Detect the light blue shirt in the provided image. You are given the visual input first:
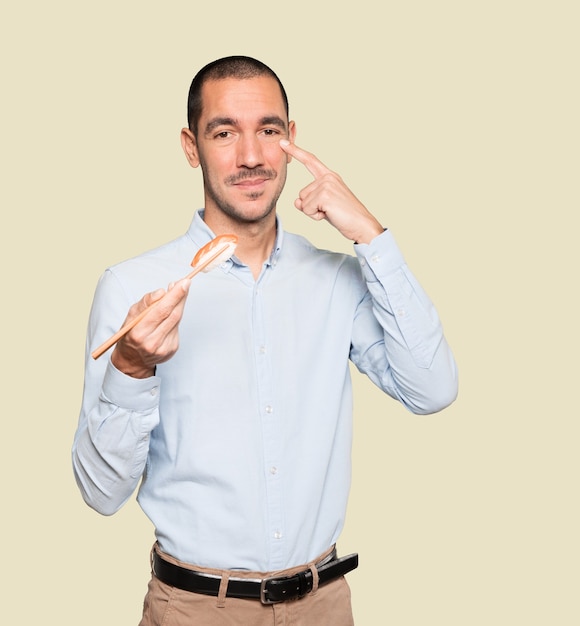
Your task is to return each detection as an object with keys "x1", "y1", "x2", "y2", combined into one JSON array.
[{"x1": 73, "y1": 210, "x2": 457, "y2": 571}]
